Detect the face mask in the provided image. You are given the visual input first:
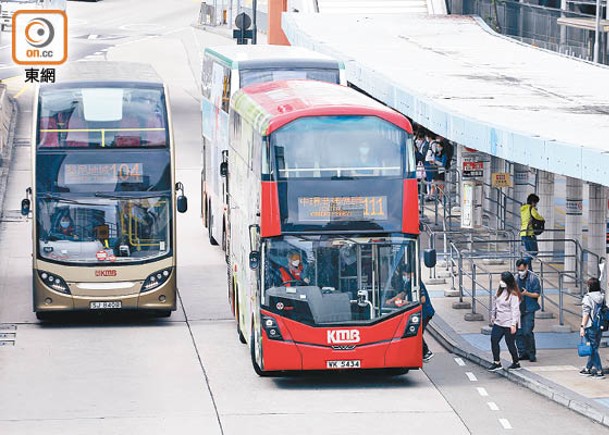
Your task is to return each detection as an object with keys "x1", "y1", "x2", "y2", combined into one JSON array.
[
  {"x1": 499, "y1": 281, "x2": 507, "y2": 289},
  {"x1": 291, "y1": 260, "x2": 300, "y2": 268},
  {"x1": 402, "y1": 276, "x2": 410, "y2": 283},
  {"x1": 60, "y1": 219, "x2": 70, "y2": 229},
  {"x1": 518, "y1": 270, "x2": 527, "y2": 279}
]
